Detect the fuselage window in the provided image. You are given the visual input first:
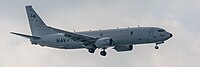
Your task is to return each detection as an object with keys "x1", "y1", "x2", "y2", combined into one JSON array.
[{"x1": 131, "y1": 31, "x2": 133, "y2": 35}]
